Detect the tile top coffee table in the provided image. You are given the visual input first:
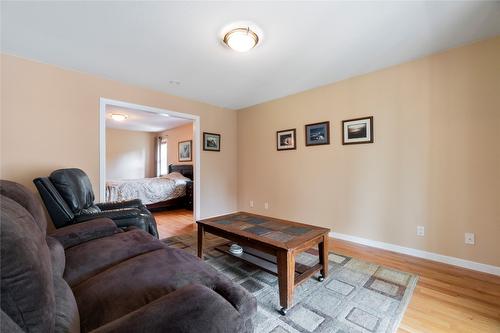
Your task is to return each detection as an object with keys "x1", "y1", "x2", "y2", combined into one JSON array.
[{"x1": 197, "y1": 212, "x2": 330, "y2": 315}]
